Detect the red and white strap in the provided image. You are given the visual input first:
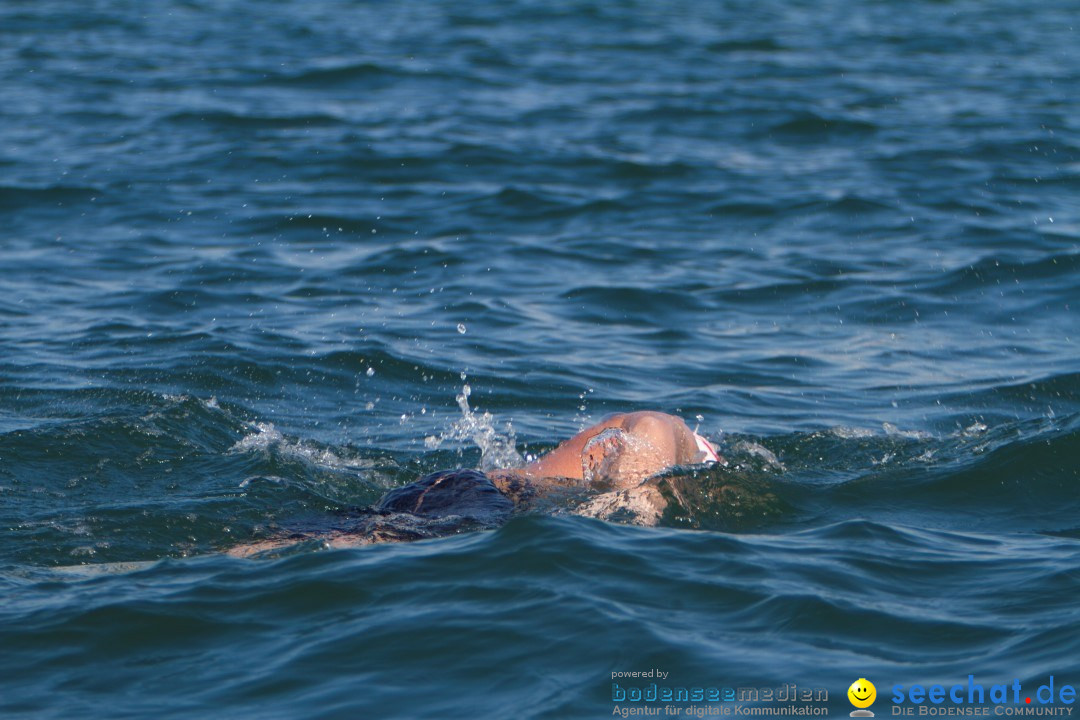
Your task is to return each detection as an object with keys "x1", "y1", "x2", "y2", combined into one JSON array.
[{"x1": 693, "y1": 433, "x2": 720, "y2": 465}]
